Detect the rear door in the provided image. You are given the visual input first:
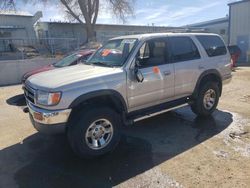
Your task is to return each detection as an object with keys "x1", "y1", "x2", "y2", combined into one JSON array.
[
  {"x1": 168, "y1": 36, "x2": 201, "y2": 98},
  {"x1": 127, "y1": 37, "x2": 174, "y2": 111}
]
